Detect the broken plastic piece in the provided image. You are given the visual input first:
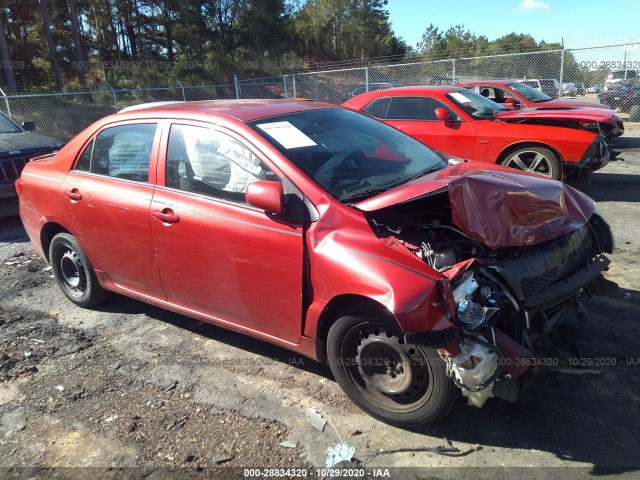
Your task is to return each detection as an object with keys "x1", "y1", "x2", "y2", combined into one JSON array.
[
  {"x1": 446, "y1": 337, "x2": 499, "y2": 407},
  {"x1": 279, "y1": 440, "x2": 297, "y2": 449},
  {"x1": 326, "y1": 443, "x2": 356, "y2": 467},
  {"x1": 306, "y1": 408, "x2": 326, "y2": 431}
]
